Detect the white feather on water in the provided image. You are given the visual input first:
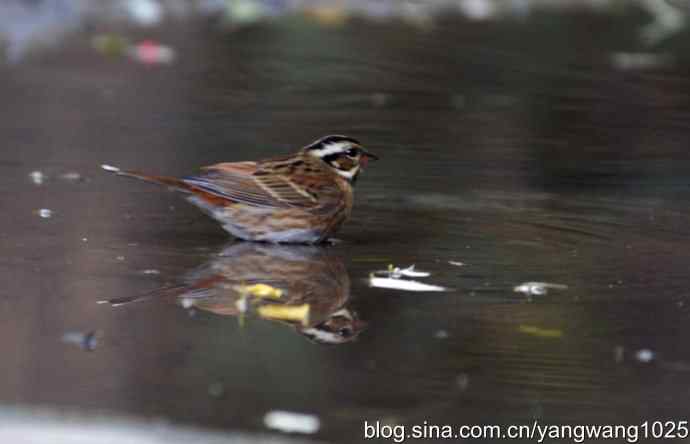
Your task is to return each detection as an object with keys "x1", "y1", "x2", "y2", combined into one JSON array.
[
  {"x1": 101, "y1": 164, "x2": 121, "y2": 172},
  {"x1": 369, "y1": 276, "x2": 447, "y2": 292}
]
